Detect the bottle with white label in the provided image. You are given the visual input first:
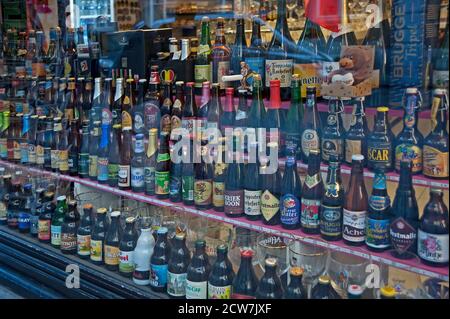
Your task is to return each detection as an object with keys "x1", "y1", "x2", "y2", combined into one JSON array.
[
  {"x1": 343, "y1": 154, "x2": 368, "y2": 246},
  {"x1": 167, "y1": 233, "x2": 190, "y2": 298},
  {"x1": 186, "y1": 240, "x2": 210, "y2": 299},
  {"x1": 133, "y1": 227, "x2": 155, "y2": 285},
  {"x1": 208, "y1": 244, "x2": 234, "y2": 299},
  {"x1": 131, "y1": 134, "x2": 145, "y2": 193}
]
